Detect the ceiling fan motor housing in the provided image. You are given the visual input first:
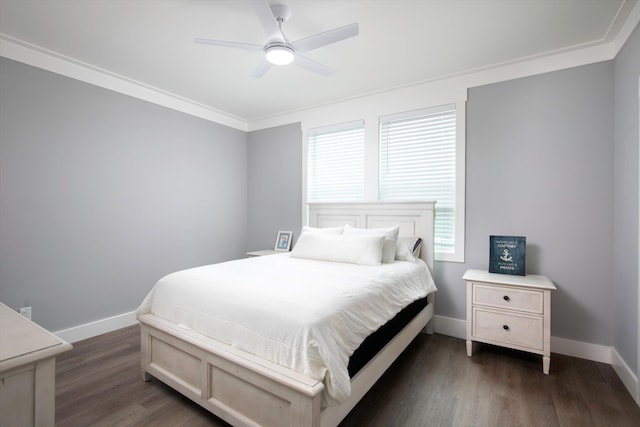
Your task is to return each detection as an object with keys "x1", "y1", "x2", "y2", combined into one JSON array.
[{"x1": 270, "y1": 4, "x2": 292, "y2": 22}]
